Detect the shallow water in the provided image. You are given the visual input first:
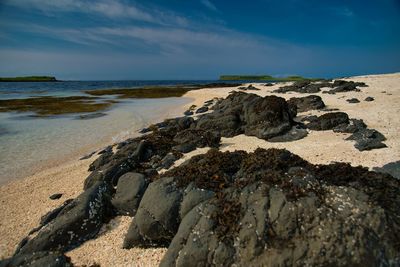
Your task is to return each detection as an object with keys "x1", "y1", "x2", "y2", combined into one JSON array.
[{"x1": 0, "y1": 80, "x2": 202, "y2": 185}]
